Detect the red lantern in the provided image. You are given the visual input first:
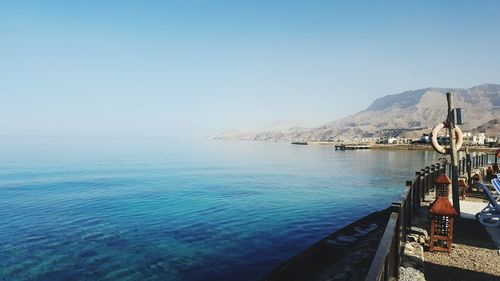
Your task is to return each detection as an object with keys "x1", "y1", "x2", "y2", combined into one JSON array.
[
  {"x1": 429, "y1": 197, "x2": 458, "y2": 253},
  {"x1": 435, "y1": 174, "x2": 451, "y2": 198},
  {"x1": 458, "y1": 178, "x2": 467, "y2": 200}
]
